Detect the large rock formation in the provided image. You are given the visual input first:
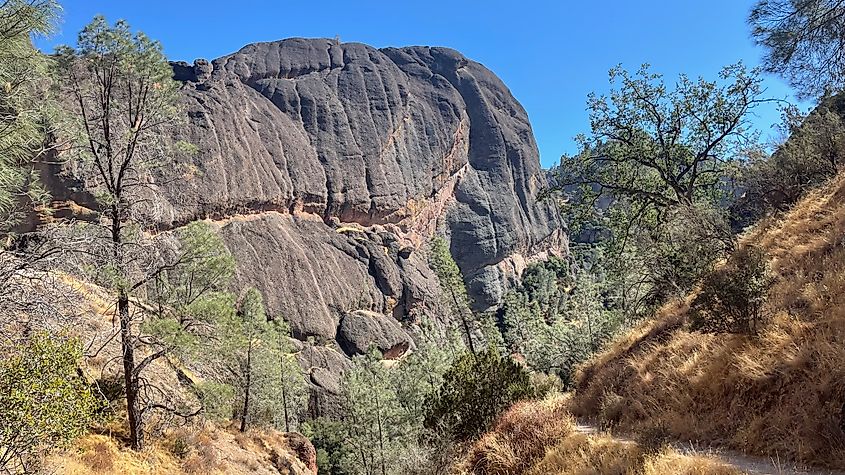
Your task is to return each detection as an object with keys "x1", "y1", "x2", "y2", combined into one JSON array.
[
  {"x1": 157, "y1": 39, "x2": 563, "y2": 339},
  {"x1": 36, "y1": 37, "x2": 564, "y2": 413}
]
